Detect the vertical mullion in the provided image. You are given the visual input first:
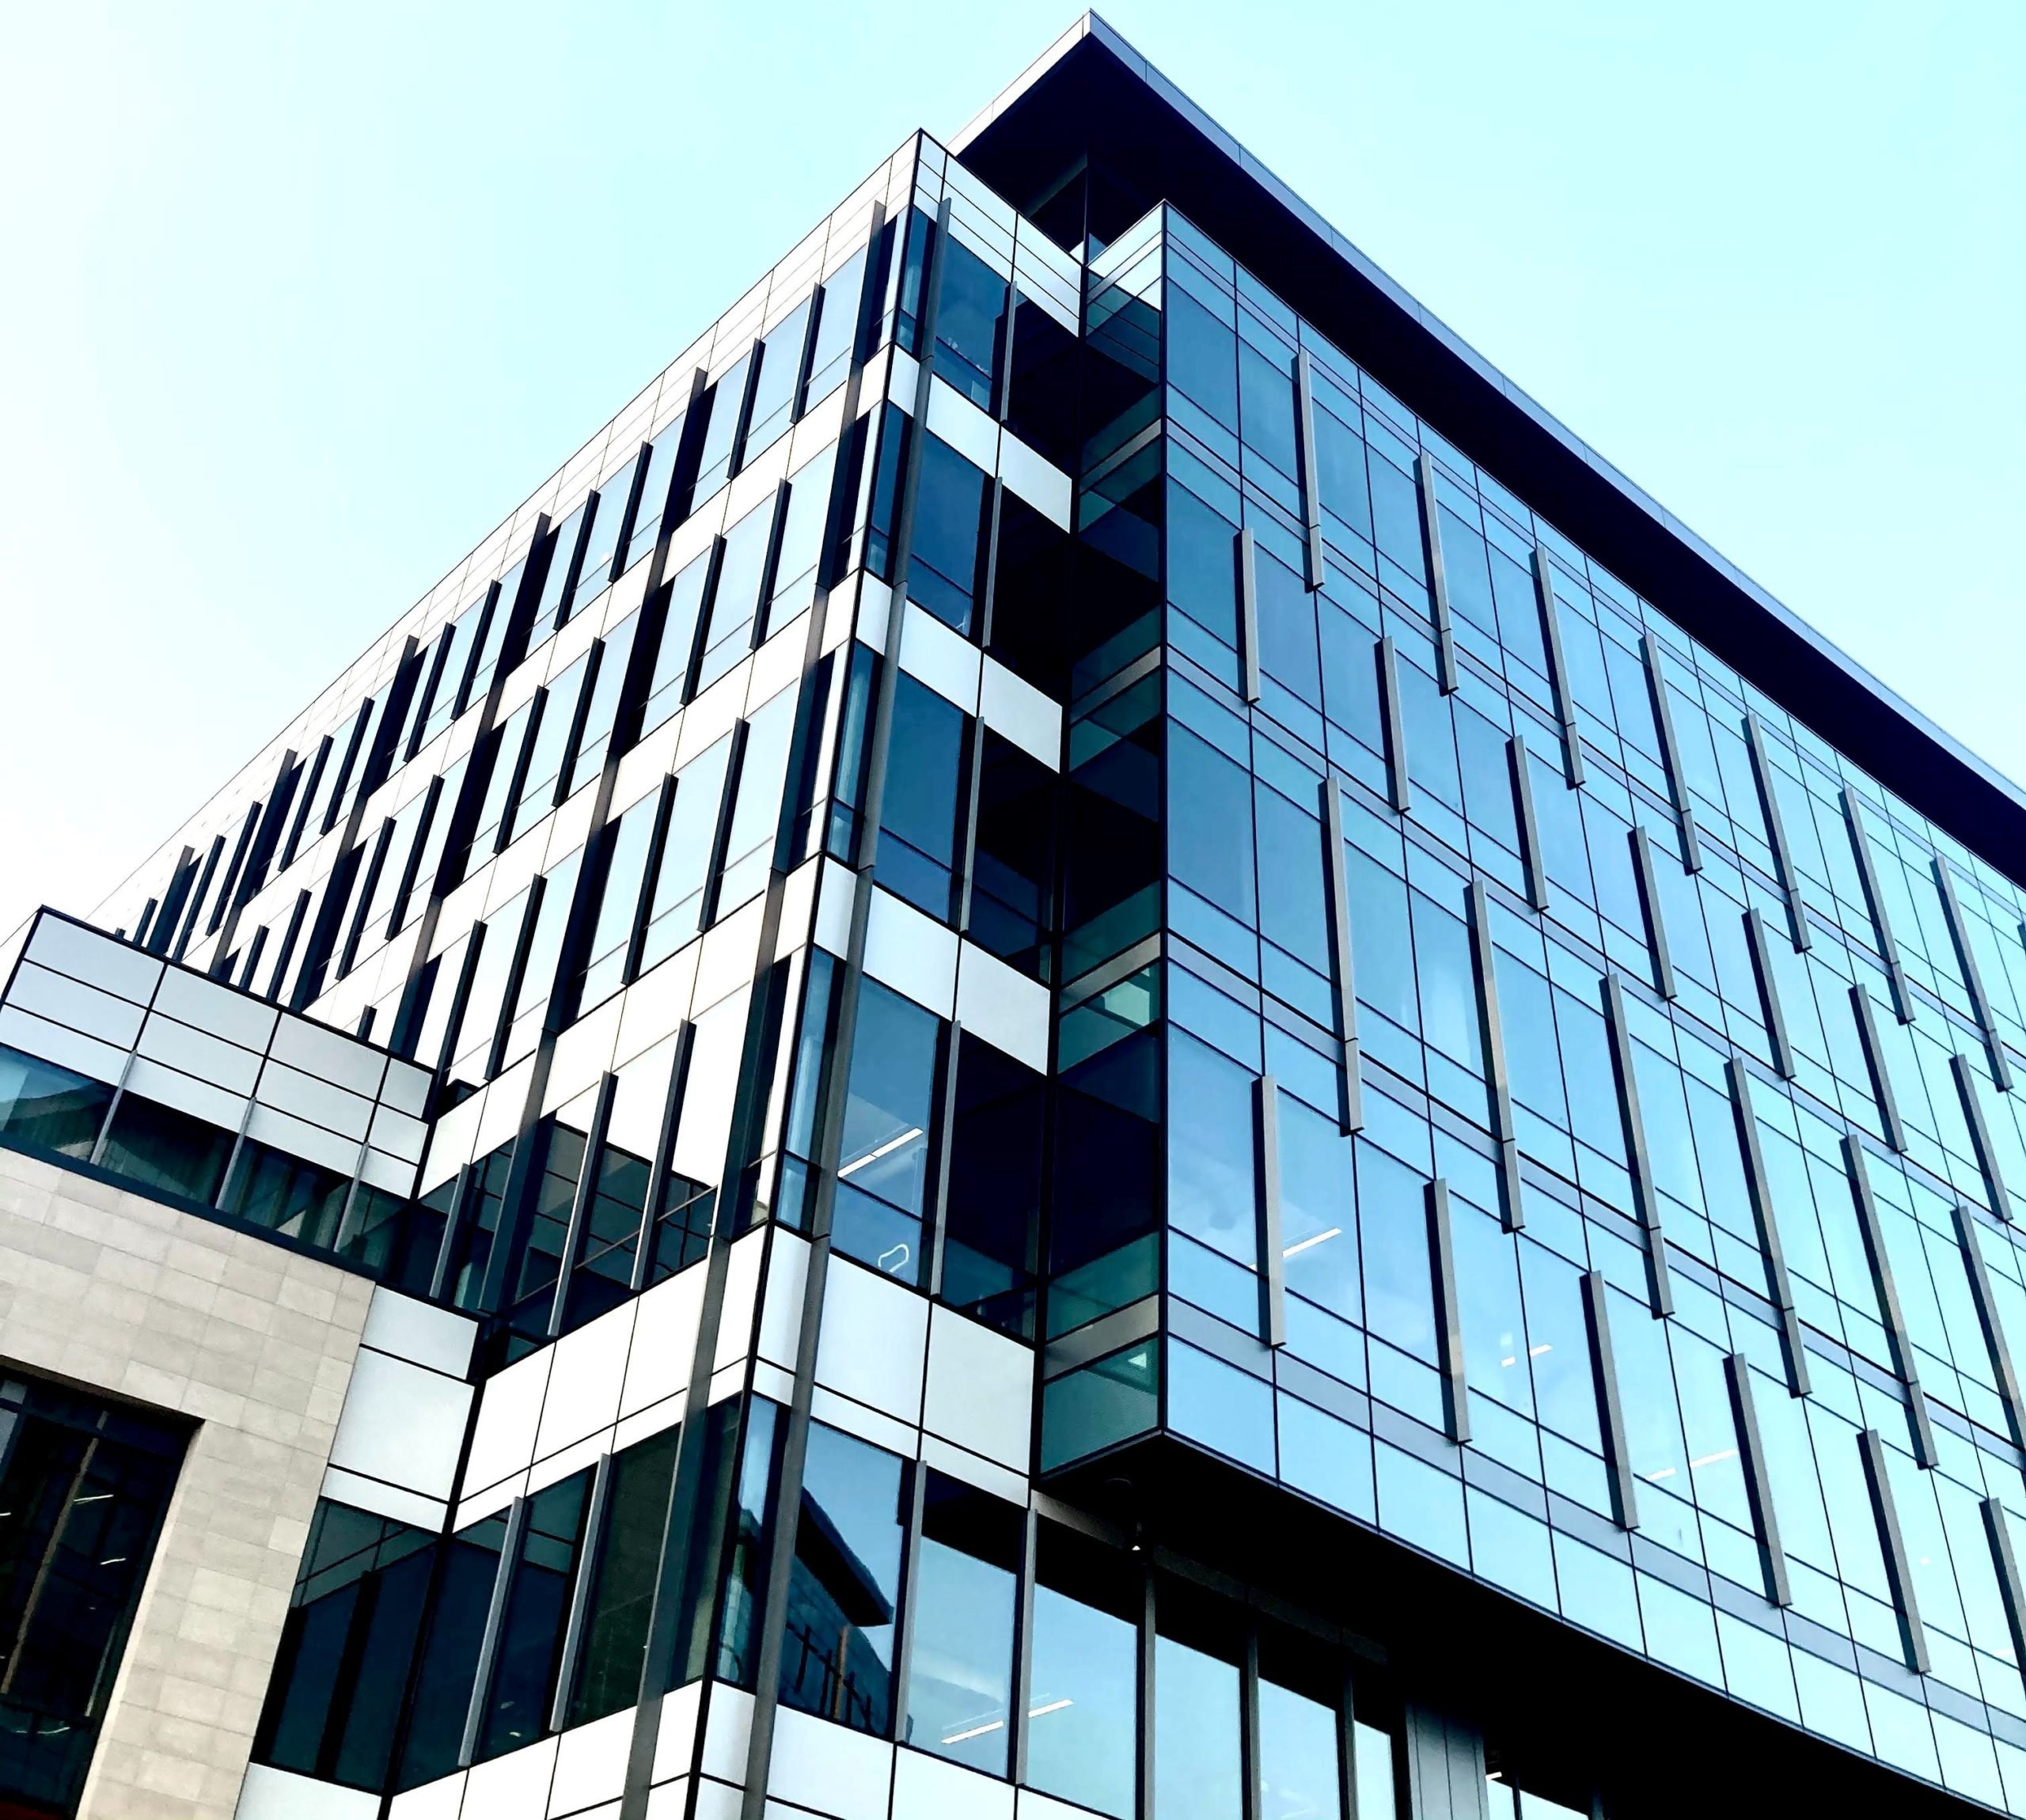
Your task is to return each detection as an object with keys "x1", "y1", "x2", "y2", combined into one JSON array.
[
  {"x1": 1727, "y1": 1058, "x2": 1812, "y2": 1396},
  {"x1": 1138, "y1": 1567, "x2": 1158, "y2": 1820},
  {"x1": 1849, "y1": 983, "x2": 1908, "y2": 1154},
  {"x1": 926, "y1": 1020, "x2": 965, "y2": 1299},
  {"x1": 1582, "y1": 1269, "x2": 1639, "y2": 1530},
  {"x1": 1465, "y1": 879, "x2": 1523, "y2": 1230},
  {"x1": 632, "y1": 1022, "x2": 696, "y2": 1292},
  {"x1": 548, "y1": 1071, "x2": 620, "y2": 1337},
  {"x1": 1295, "y1": 352, "x2": 1327, "y2": 594},
  {"x1": 458, "y1": 1496, "x2": 529, "y2": 1769},
  {"x1": 1858, "y1": 1426, "x2": 1930, "y2": 1673},
  {"x1": 1009, "y1": 1506, "x2": 1039, "y2": 1788},
  {"x1": 1531, "y1": 545, "x2": 1584, "y2": 789},
  {"x1": 548, "y1": 1451, "x2": 615, "y2": 1731},
  {"x1": 1240, "y1": 1626, "x2": 1264, "y2": 1820},
  {"x1": 1627, "y1": 826, "x2": 1675, "y2": 1002},
  {"x1": 1723, "y1": 1353, "x2": 1791, "y2": 1606},
  {"x1": 1320, "y1": 778, "x2": 1364, "y2": 1135},
  {"x1": 1237, "y1": 527, "x2": 1262, "y2": 704},
  {"x1": 1641, "y1": 633, "x2": 1702, "y2": 873},
  {"x1": 1953, "y1": 1205, "x2": 2026, "y2": 1451},
  {"x1": 1933, "y1": 859, "x2": 2013, "y2": 1090},
  {"x1": 1508, "y1": 735, "x2": 1550, "y2": 914},
  {"x1": 1426, "y1": 1178, "x2": 1469, "y2": 1443},
  {"x1": 1842, "y1": 787, "x2": 1914, "y2": 1023},
  {"x1": 889, "y1": 1461, "x2": 929, "y2": 1742},
  {"x1": 1743, "y1": 908, "x2": 1796, "y2": 1080},
  {"x1": 738, "y1": 188, "x2": 947, "y2": 1820},
  {"x1": 1952, "y1": 1050, "x2": 2014, "y2": 1224},
  {"x1": 1843, "y1": 1135, "x2": 1939, "y2": 1466},
  {"x1": 1413, "y1": 453, "x2": 1457, "y2": 694},
  {"x1": 1376, "y1": 636, "x2": 1409, "y2": 815},
  {"x1": 1601, "y1": 973, "x2": 1673, "y2": 1316},
  {"x1": 1255, "y1": 1075, "x2": 1286, "y2": 1348}
]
